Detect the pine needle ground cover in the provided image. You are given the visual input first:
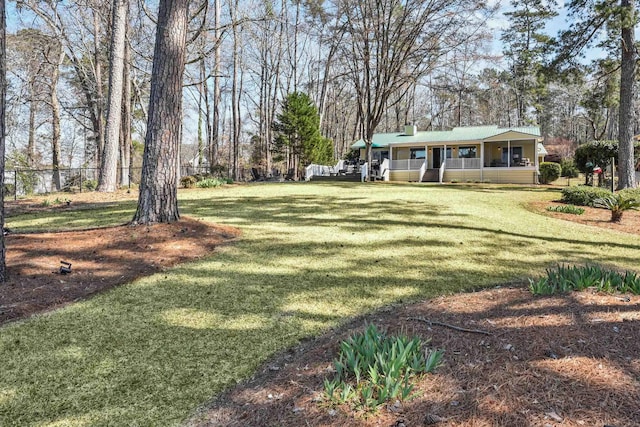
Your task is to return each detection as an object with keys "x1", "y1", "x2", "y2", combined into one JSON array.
[{"x1": 1, "y1": 183, "x2": 639, "y2": 426}]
